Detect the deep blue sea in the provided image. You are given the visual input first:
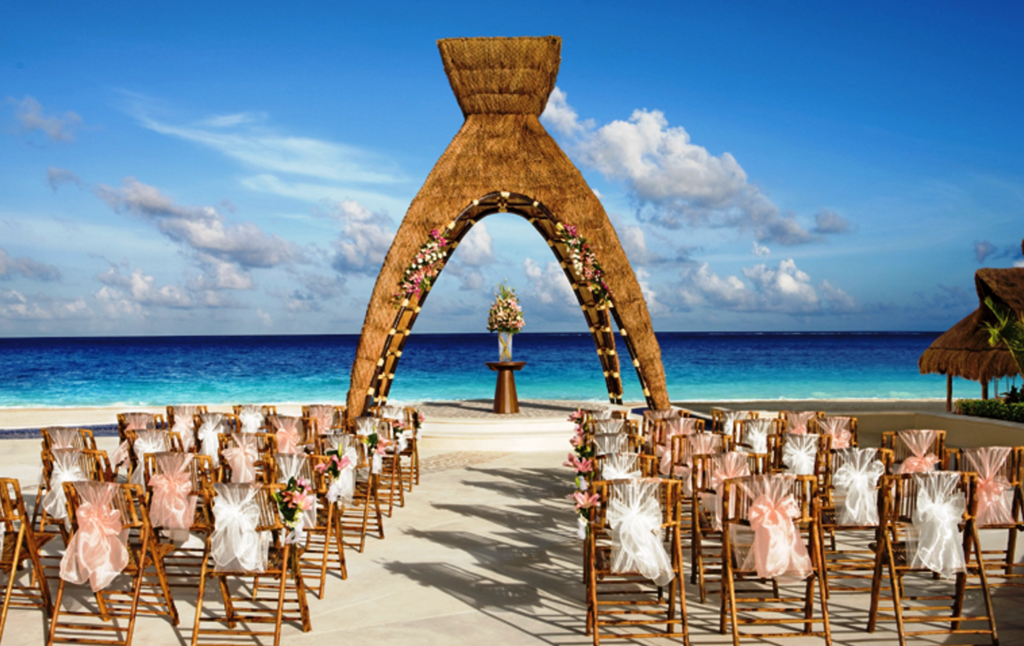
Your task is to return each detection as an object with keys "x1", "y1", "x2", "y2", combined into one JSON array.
[{"x1": 0, "y1": 332, "x2": 966, "y2": 408}]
